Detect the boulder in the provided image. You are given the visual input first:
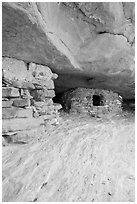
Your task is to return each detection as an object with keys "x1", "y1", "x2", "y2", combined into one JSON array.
[
  {"x1": 12, "y1": 98, "x2": 30, "y2": 107},
  {"x1": 20, "y1": 89, "x2": 33, "y2": 99},
  {"x1": 30, "y1": 89, "x2": 55, "y2": 101},
  {"x1": 34, "y1": 64, "x2": 53, "y2": 79},
  {"x1": 12, "y1": 80, "x2": 35, "y2": 90},
  {"x1": 2, "y1": 57, "x2": 28, "y2": 81},
  {"x1": 52, "y1": 73, "x2": 58, "y2": 80},
  {"x1": 32, "y1": 79, "x2": 54, "y2": 90},
  {"x1": 2, "y1": 76, "x2": 34, "y2": 89},
  {"x1": 33, "y1": 100, "x2": 53, "y2": 107},
  {"x1": 53, "y1": 103, "x2": 62, "y2": 110},
  {"x1": 2, "y1": 87, "x2": 20, "y2": 98}
]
